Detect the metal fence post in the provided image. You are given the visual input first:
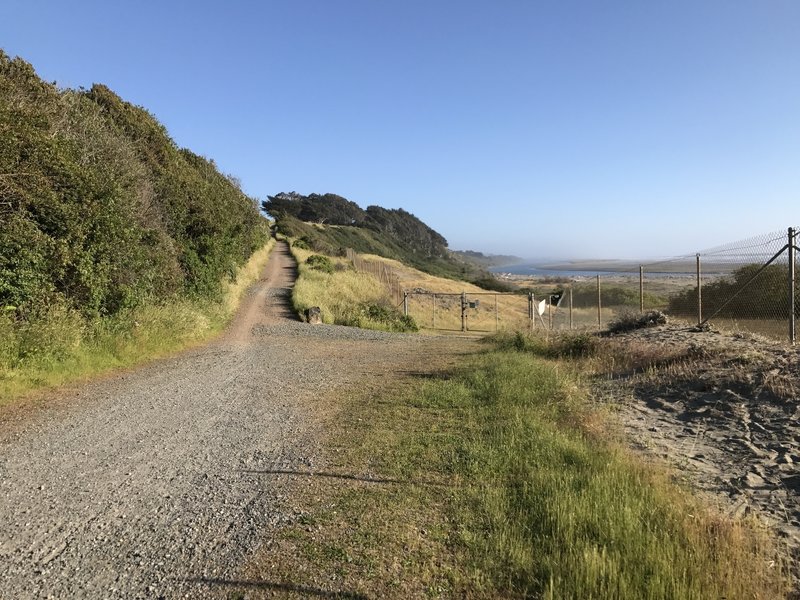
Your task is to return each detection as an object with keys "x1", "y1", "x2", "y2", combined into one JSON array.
[
  {"x1": 639, "y1": 266, "x2": 644, "y2": 313},
  {"x1": 569, "y1": 286, "x2": 573, "y2": 330},
  {"x1": 597, "y1": 275, "x2": 602, "y2": 327},
  {"x1": 790, "y1": 227, "x2": 796, "y2": 344},
  {"x1": 696, "y1": 254, "x2": 702, "y2": 326}
]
